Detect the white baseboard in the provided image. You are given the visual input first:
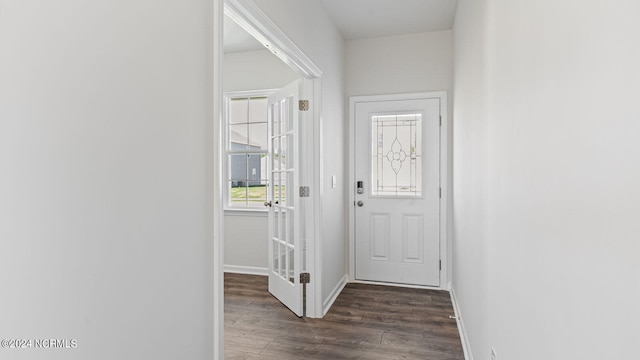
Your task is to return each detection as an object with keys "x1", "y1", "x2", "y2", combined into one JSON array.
[
  {"x1": 322, "y1": 274, "x2": 348, "y2": 316},
  {"x1": 224, "y1": 265, "x2": 268, "y2": 276},
  {"x1": 450, "y1": 286, "x2": 473, "y2": 360}
]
